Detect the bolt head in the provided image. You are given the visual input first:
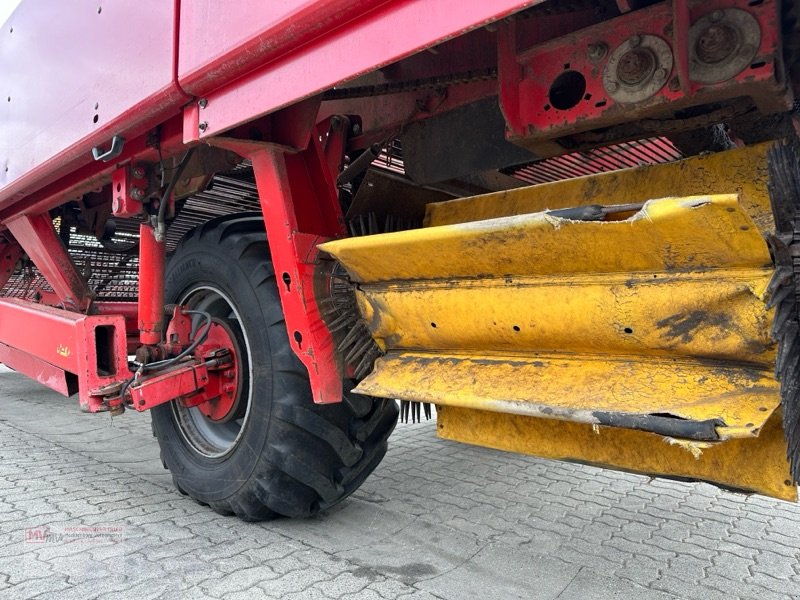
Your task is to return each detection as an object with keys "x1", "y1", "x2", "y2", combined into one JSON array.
[
  {"x1": 198, "y1": 121, "x2": 208, "y2": 132},
  {"x1": 710, "y1": 9, "x2": 724, "y2": 23},
  {"x1": 587, "y1": 42, "x2": 608, "y2": 62},
  {"x1": 132, "y1": 166, "x2": 146, "y2": 179},
  {"x1": 629, "y1": 35, "x2": 641, "y2": 48},
  {"x1": 606, "y1": 81, "x2": 620, "y2": 92},
  {"x1": 198, "y1": 98, "x2": 208, "y2": 109},
  {"x1": 130, "y1": 187, "x2": 145, "y2": 201},
  {"x1": 656, "y1": 67, "x2": 668, "y2": 80}
]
